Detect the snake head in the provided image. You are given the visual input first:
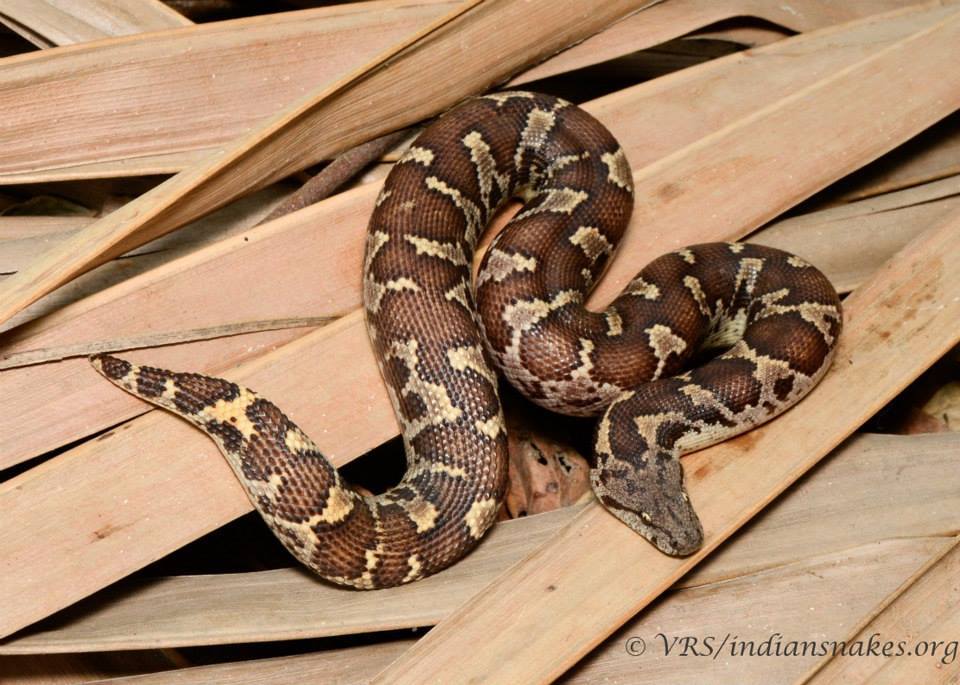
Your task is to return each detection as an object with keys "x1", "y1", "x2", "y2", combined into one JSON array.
[{"x1": 591, "y1": 451, "x2": 704, "y2": 556}]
